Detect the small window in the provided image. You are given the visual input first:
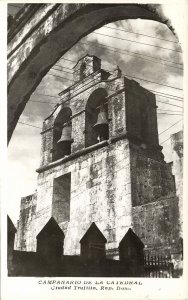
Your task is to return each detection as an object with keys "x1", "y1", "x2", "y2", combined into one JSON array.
[{"x1": 52, "y1": 173, "x2": 71, "y2": 223}]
